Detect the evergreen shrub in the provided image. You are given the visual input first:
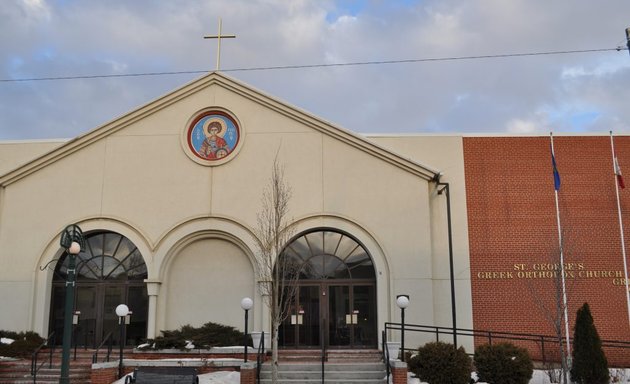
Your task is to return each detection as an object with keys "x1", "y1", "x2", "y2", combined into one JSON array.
[
  {"x1": 0, "y1": 330, "x2": 45, "y2": 358},
  {"x1": 142, "y1": 322, "x2": 248, "y2": 349},
  {"x1": 570, "y1": 303, "x2": 609, "y2": 384},
  {"x1": 474, "y1": 342, "x2": 533, "y2": 384},
  {"x1": 407, "y1": 341, "x2": 472, "y2": 384}
]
